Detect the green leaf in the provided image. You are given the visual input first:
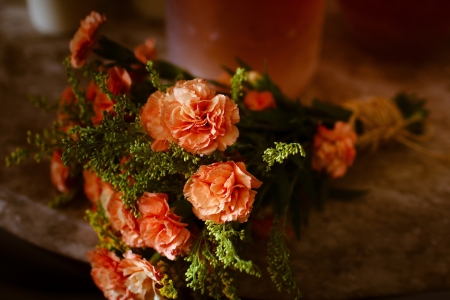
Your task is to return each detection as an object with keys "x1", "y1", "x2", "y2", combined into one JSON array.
[
  {"x1": 288, "y1": 169, "x2": 302, "y2": 240},
  {"x1": 311, "y1": 99, "x2": 353, "y2": 122},
  {"x1": 266, "y1": 217, "x2": 301, "y2": 299},
  {"x1": 230, "y1": 67, "x2": 247, "y2": 102},
  {"x1": 273, "y1": 164, "x2": 290, "y2": 216},
  {"x1": 152, "y1": 60, "x2": 195, "y2": 81},
  {"x1": 262, "y1": 142, "x2": 305, "y2": 171},
  {"x1": 94, "y1": 35, "x2": 141, "y2": 64}
]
